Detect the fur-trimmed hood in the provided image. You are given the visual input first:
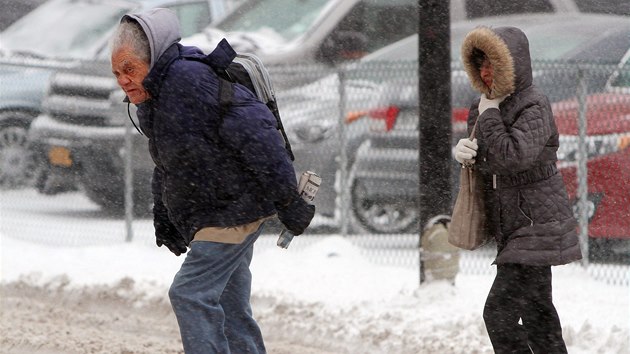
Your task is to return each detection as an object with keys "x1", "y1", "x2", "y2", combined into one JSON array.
[{"x1": 461, "y1": 26, "x2": 533, "y2": 99}]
